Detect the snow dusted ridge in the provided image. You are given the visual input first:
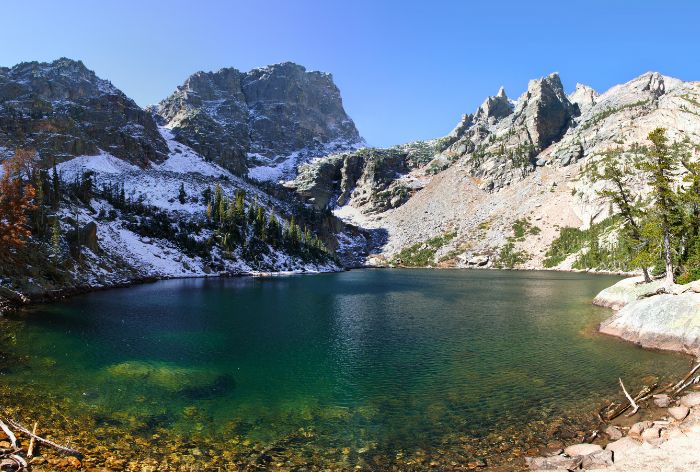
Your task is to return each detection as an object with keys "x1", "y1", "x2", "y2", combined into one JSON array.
[
  {"x1": 248, "y1": 137, "x2": 366, "y2": 183},
  {"x1": 53, "y1": 127, "x2": 341, "y2": 281}
]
